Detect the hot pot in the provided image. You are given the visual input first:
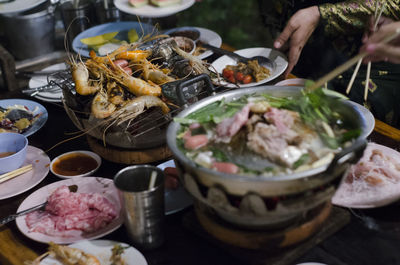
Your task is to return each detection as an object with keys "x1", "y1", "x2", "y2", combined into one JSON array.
[{"x1": 167, "y1": 85, "x2": 368, "y2": 229}]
